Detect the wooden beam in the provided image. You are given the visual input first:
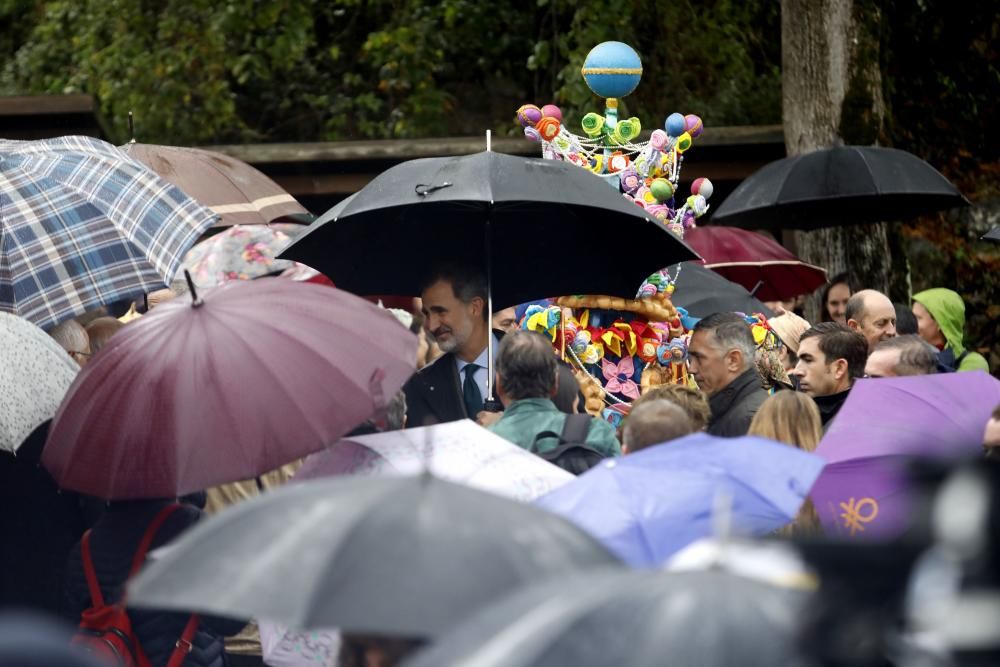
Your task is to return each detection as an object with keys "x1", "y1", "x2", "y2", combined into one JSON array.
[{"x1": 0, "y1": 94, "x2": 96, "y2": 116}]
